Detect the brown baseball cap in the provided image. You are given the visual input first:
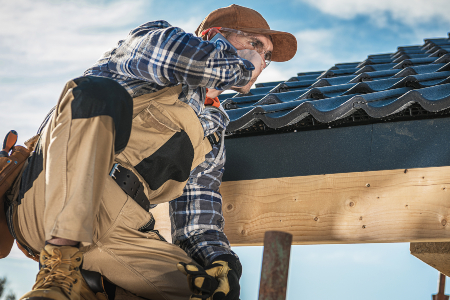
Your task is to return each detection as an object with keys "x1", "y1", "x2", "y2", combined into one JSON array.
[{"x1": 195, "y1": 4, "x2": 297, "y2": 62}]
